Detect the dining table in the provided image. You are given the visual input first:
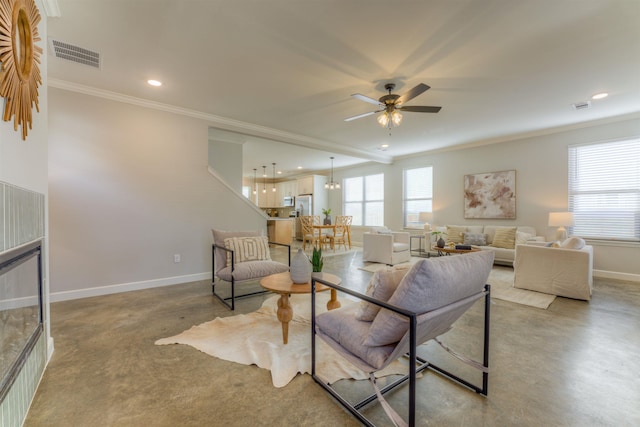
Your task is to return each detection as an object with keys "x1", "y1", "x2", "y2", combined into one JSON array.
[{"x1": 312, "y1": 224, "x2": 336, "y2": 250}]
